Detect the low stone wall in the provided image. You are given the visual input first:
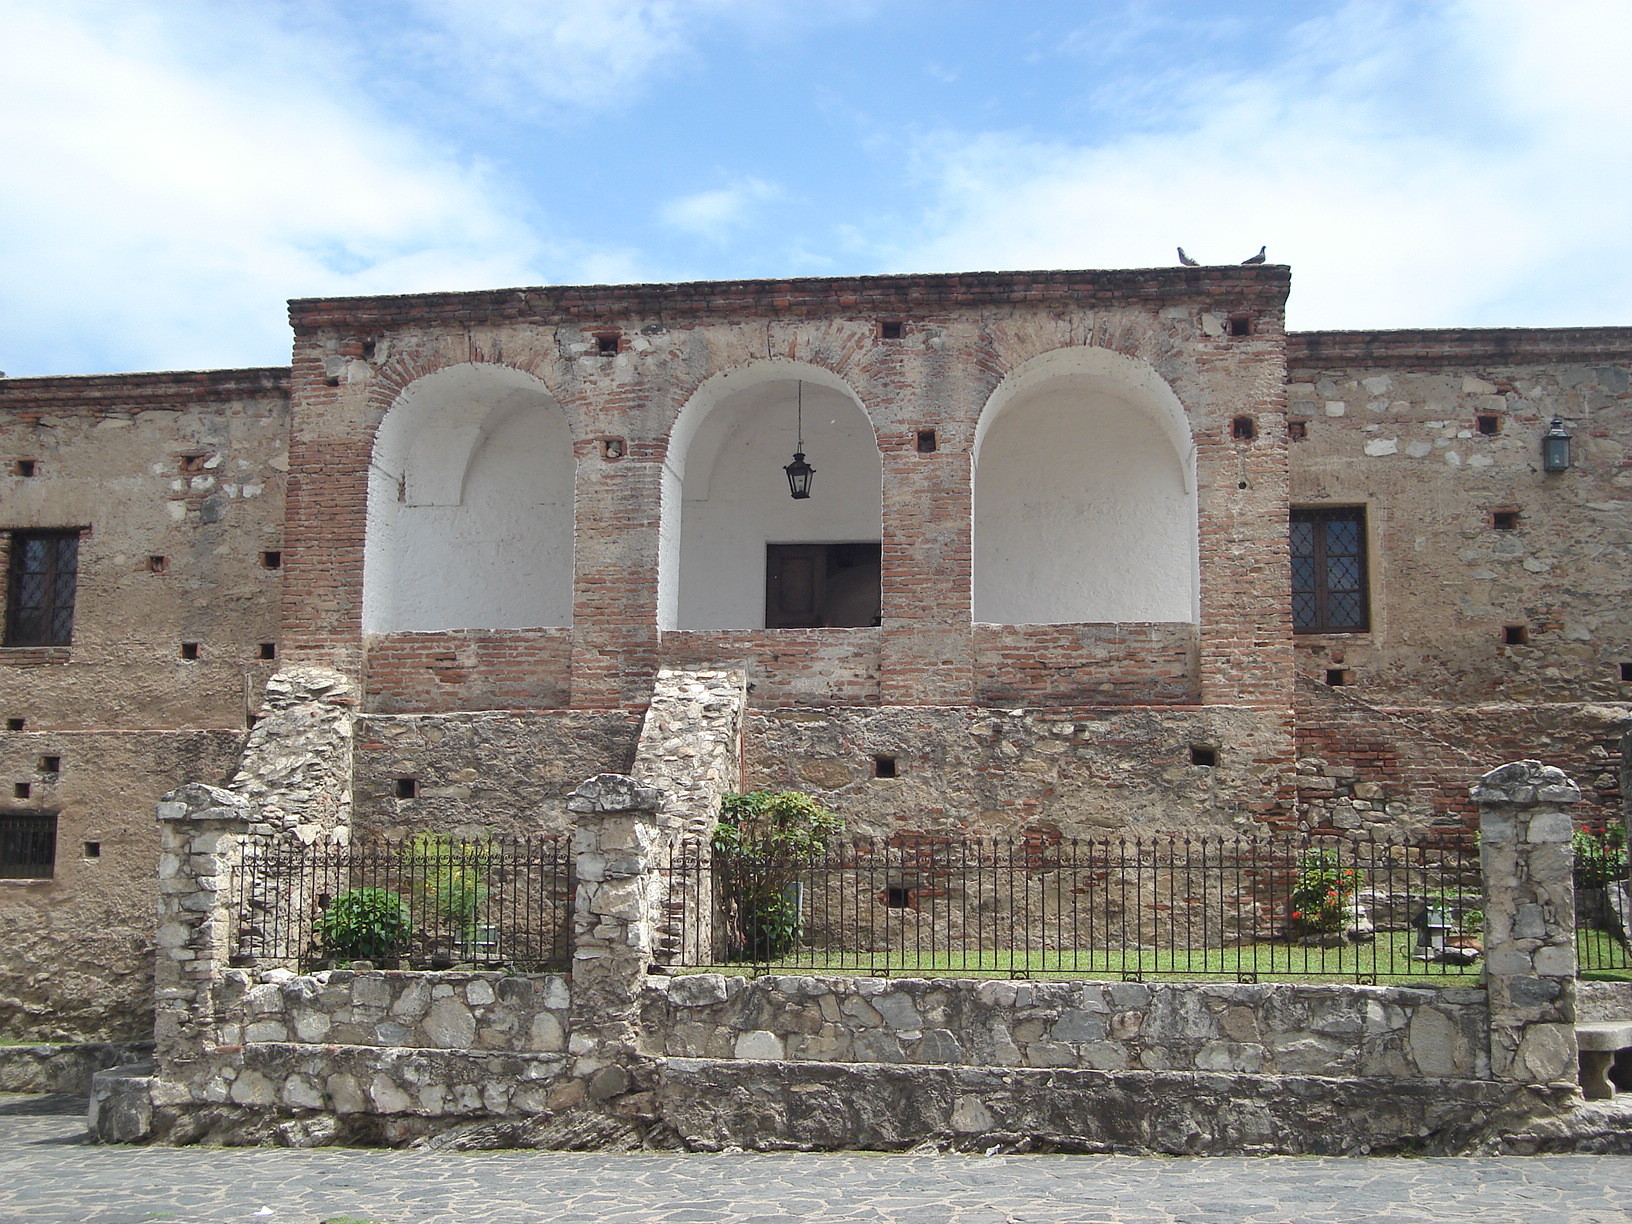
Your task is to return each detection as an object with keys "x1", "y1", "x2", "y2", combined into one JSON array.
[
  {"x1": 216, "y1": 969, "x2": 570, "y2": 1053},
  {"x1": 974, "y1": 622, "x2": 1199, "y2": 706},
  {"x1": 362, "y1": 628, "x2": 573, "y2": 714},
  {"x1": 0, "y1": 1041, "x2": 153, "y2": 1095},
  {"x1": 658, "y1": 1059, "x2": 1576, "y2": 1156},
  {"x1": 641, "y1": 975, "x2": 1487, "y2": 1079}
]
